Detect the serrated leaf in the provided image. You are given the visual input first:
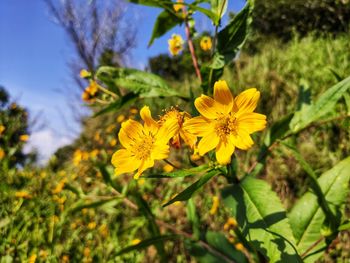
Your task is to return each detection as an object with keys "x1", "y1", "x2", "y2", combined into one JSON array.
[
  {"x1": 163, "y1": 170, "x2": 220, "y2": 207},
  {"x1": 148, "y1": 10, "x2": 182, "y2": 47},
  {"x1": 290, "y1": 76, "x2": 350, "y2": 133},
  {"x1": 217, "y1": 0, "x2": 252, "y2": 63},
  {"x1": 115, "y1": 235, "x2": 178, "y2": 256},
  {"x1": 96, "y1": 66, "x2": 184, "y2": 98},
  {"x1": 186, "y1": 231, "x2": 248, "y2": 263},
  {"x1": 222, "y1": 176, "x2": 301, "y2": 263},
  {"x1": 146, "y1": 164, "x2": 210, "y2": 178},
  {"x1": 288, "y1": 157, "x2": 350, "y2": 262}
]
